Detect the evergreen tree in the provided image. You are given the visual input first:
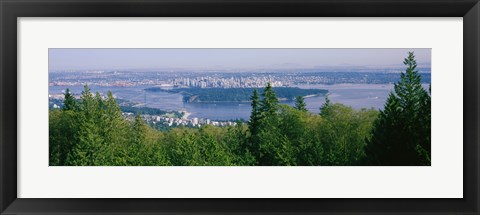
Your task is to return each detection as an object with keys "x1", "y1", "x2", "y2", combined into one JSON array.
[
  {"x1": 127, "y1": 114, "x2": 149, "y2": 165},
  {"x1": 248, "y1": 89, "x2": 261, "y2": 159},
  {"x1": 365, "y1": 52, "x2": 431, "y2": 165},
  {"x1": 260, "y1": 83, "x2": 279, "y2": 116},
  {"x1": 132, "y1": 114, "x2": 147, "y2": 144},
  {"x1": 49, "y1": 109, "x2": 79, "y2": 166},
  {"x1": 257, "y1": 83, "x2": 282, "y2": 165},
  {"x1": 225, "y1": 123, "x2": 256, "y2": 165},
  {"x1": 71, "y1": 85, "x2": 103, "y2": 165},
  {"x1": 248, "y1": 89, "x2": 261, "y2": 135},
  {"x1": 95, "y1": 92, "x2": 106, "y2": 114},
  {"x1": 319, "y1": 94, "x2": 332, "y2": 117},
  {"x1": 104, "y1": 92, "x2": 126, "y2": 135},
  {"x1": 105, "y1": 91, "x2": 122, "y2": 117},
  {"x1": 101, "y1": 91, "x2": 128, "y2": 165},
  {"x1": 294, "y1": 96, "x2": 307, "y2": 112},
  {"x1": 63, "y1": 88, "x2": 77, "y2": 111},
  {"x1": 79, "y1": 85, "x2": 97, "y2": 117}
]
